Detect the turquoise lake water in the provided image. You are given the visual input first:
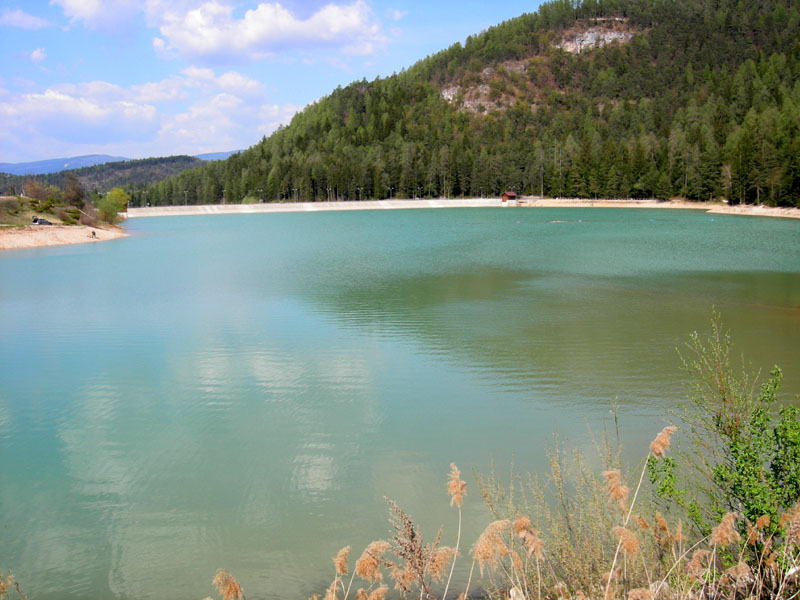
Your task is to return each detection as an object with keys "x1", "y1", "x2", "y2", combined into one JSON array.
[{"x1": 0, "y1": 208, "x2": 798, "y2": 599}]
